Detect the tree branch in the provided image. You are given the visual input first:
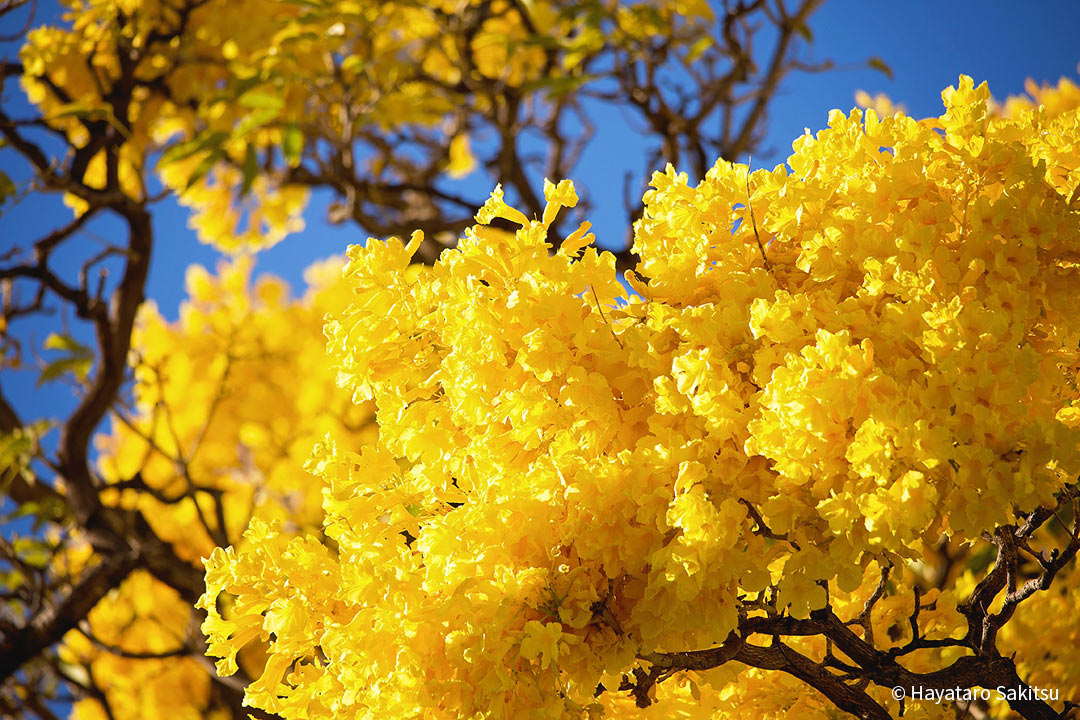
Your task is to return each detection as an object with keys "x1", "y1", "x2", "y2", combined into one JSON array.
[{"x1": 0, "y1": 549, "x2": 140, "y2": 683}]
